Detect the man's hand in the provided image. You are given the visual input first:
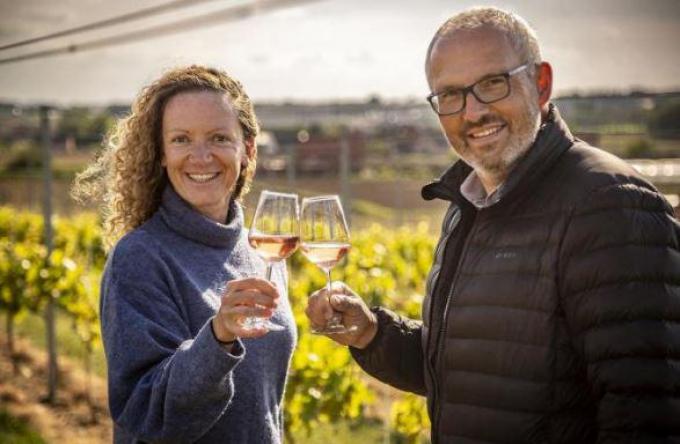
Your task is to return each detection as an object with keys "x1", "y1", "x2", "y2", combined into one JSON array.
[{"x1": 305, "y1": 281, "x2": 378, "y2": 349}]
